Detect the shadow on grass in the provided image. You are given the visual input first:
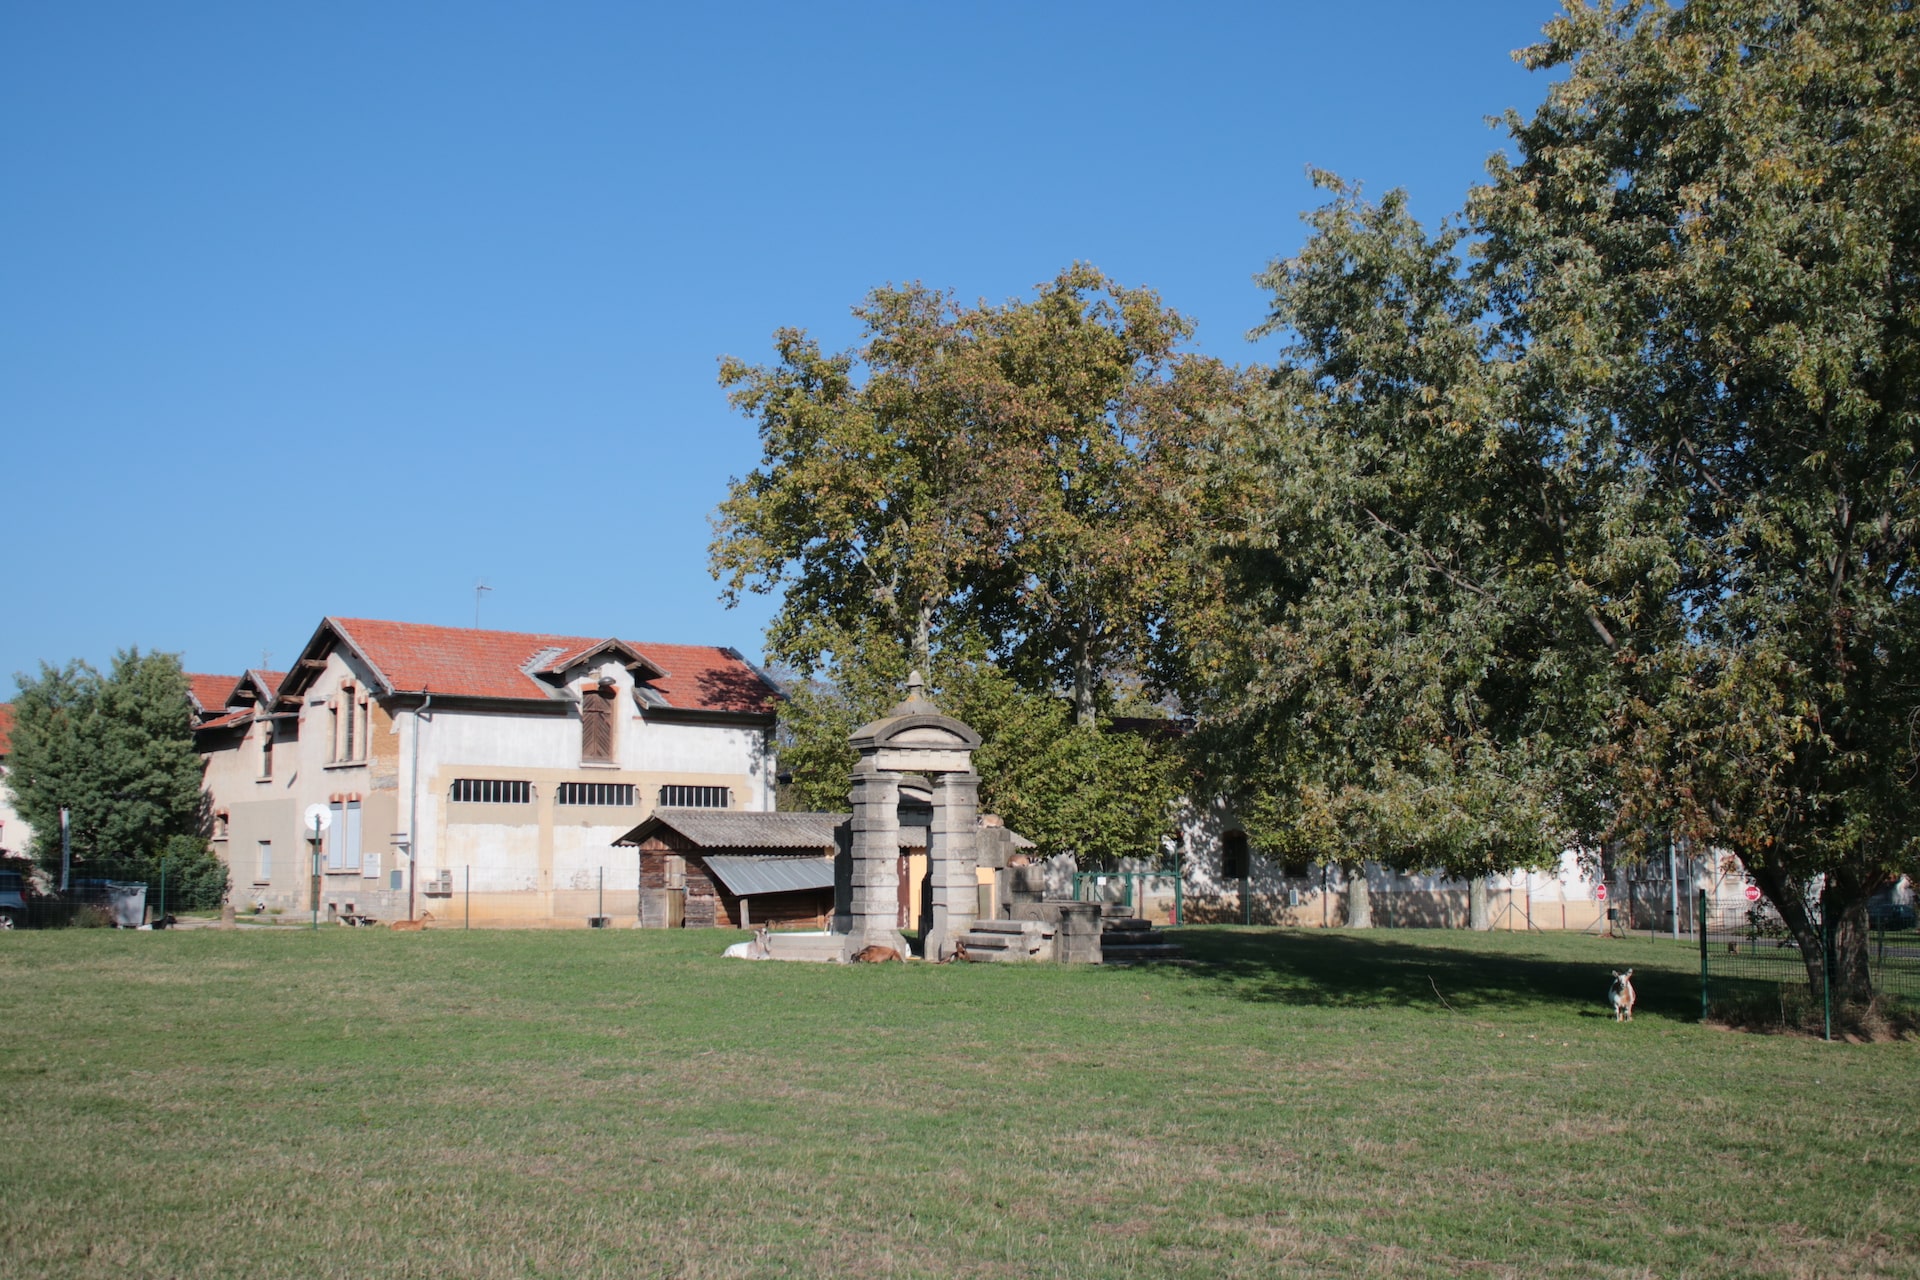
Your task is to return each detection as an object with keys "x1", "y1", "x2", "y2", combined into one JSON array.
[{"x1": 1167, "y1": 928, "x2": 1703, "y2": 1023}]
